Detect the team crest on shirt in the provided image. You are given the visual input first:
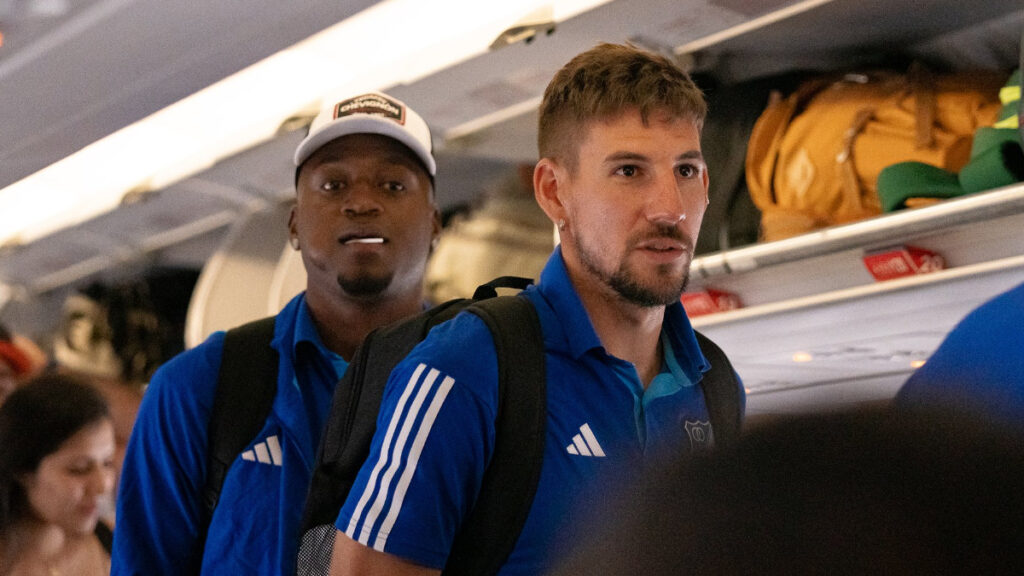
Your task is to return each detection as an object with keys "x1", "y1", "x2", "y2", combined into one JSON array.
[{"x1": 684, "y1": 420, "x2": 715, "y2": 452}]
